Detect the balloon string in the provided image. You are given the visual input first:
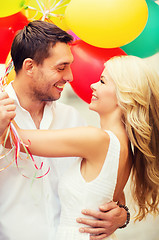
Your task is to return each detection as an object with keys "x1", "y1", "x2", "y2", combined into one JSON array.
[
  {"x1": 0, "y1": 62, "x2": 50, "y2": 179},
  {"x1": 50, "y1": 0, "x2": 64, "y2": 12},
  {"x1": 10, "y1": 123, "x2": 50, "y2": 179},
  {"x1": 0, "y1": 126, "x2": 16, "y2": 172},
  {"x1": 5, "y1": 59, "x2": 14, "y2": 76},
  {"x1": 35, "y1": 0, "x2": 45, "y2": 15},
  {"x1": 50, "y1": 1, "x2": 69, "y2": 13},
  {"x1": 0, "y1": 152, "x2": 15, "y2": 172},
  {"x1": 50, "y1": 0, "x2": 57, "y2": 10},
  {"x1": 26, "y1": 0, "x2": 69, "y2": 20},
  {"x1": 0, "y1": 60, "x2": 15, "y2": 171},
  {"x1": 0, "y1": 58, "x2": 14, "y2": 91},
  {"x1": 24, "y1": 7, "x2": 40, "y2": 21}
]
